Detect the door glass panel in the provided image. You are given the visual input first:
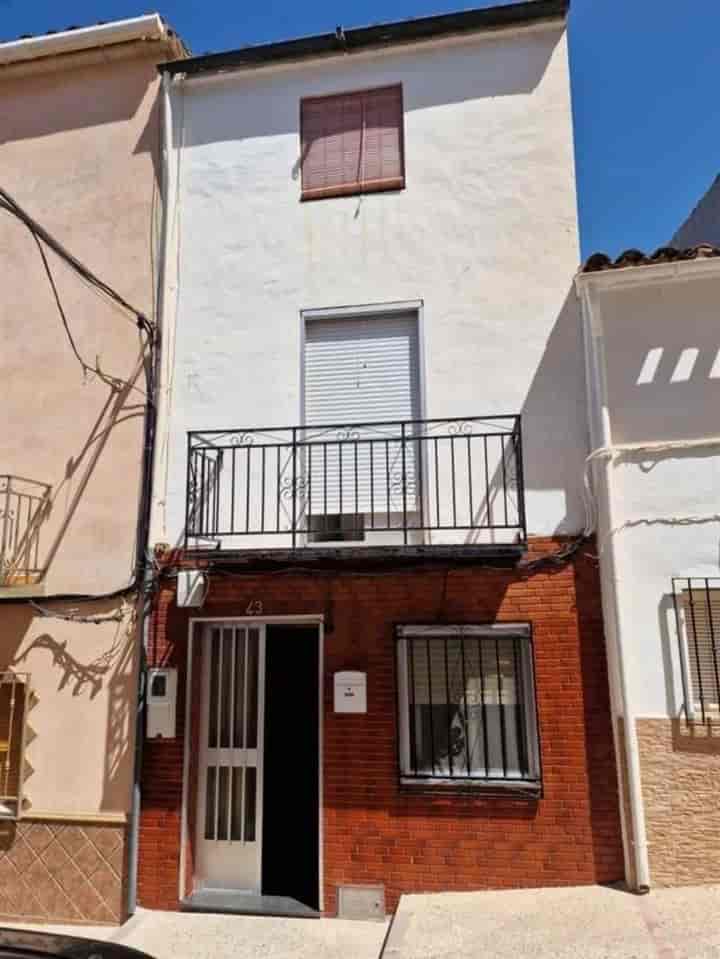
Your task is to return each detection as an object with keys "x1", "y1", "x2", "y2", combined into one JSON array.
[
  {"x1": 204, "y1": 766, "x2": 217, "y2": 840},
  {"x1": 208, "y1": 629, "x2": 220, "y2": 748},
  {"x1": 244, "y1": 766, "x2": 257, "y2": 842},
  {"x1": 231, "y1": 767, "x2": 244, "y2": 841},
  {"x1": 233, "y1": 629, "x2": 246, "y2": 748},
  {"x1": 246, "y1": 629, "x2": 259, "y2": 749},
  {"x1": 220, "y1": 628, "x2": 233, "y2": 748},
  {"x1": 217, "y1": 765, "x2": 230, "y2": 840}
]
